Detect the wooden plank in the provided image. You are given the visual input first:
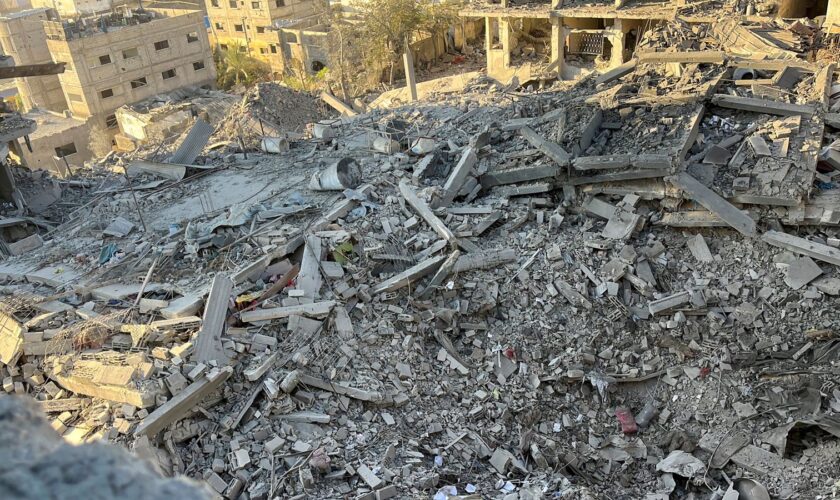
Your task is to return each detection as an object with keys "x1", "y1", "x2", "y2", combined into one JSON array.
[
  {"x1": 711, "y1": 94, "x2": 816, "y2": 116},
  {"x1": 134, "y1": 366, "x2": 233, "y2": 438},
  {"x1": 637, "y1": 50, "x2": 726, "y2": 64},
  {"x1": 193, "y1": 274, "x2": 232, "y2": 365},
  {"x1": 520, "y1": 127, "x2": 571, "y2": 166},
  {"x1": 239, "y1": 301, "x2": 336, "y2": 323},
  {"x1": 670, "y1": 173, "x2": 756, "y2": 236},
  {"x1": 0, "y1": 61, "x2": 65, "y2": 78},
  {"x1": 649, "y1": 291, "x2": 691, "y2": 315},
  {"x1": 372, "y1": 255, "x2": 446, "y2": 294},
  {"x1": 399, "y1": 181, "x2": 456, "y2": 245},
  {"x1": 761, "y1": 230, "x2": 840, "y2": 267}
]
